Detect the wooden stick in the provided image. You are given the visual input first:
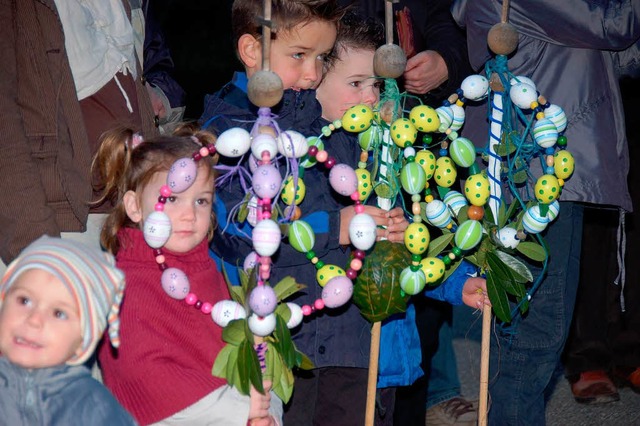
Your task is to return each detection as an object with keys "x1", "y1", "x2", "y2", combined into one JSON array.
[
  {"x1": 261, "y1": 0, "x2": 272, "y2": 71},
  {"x1": 365, "y1": 321, "x2": 382, "y2": 426},
  {"x1": 478, "y1": 304, "x2": 492, "y2": 426}
]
